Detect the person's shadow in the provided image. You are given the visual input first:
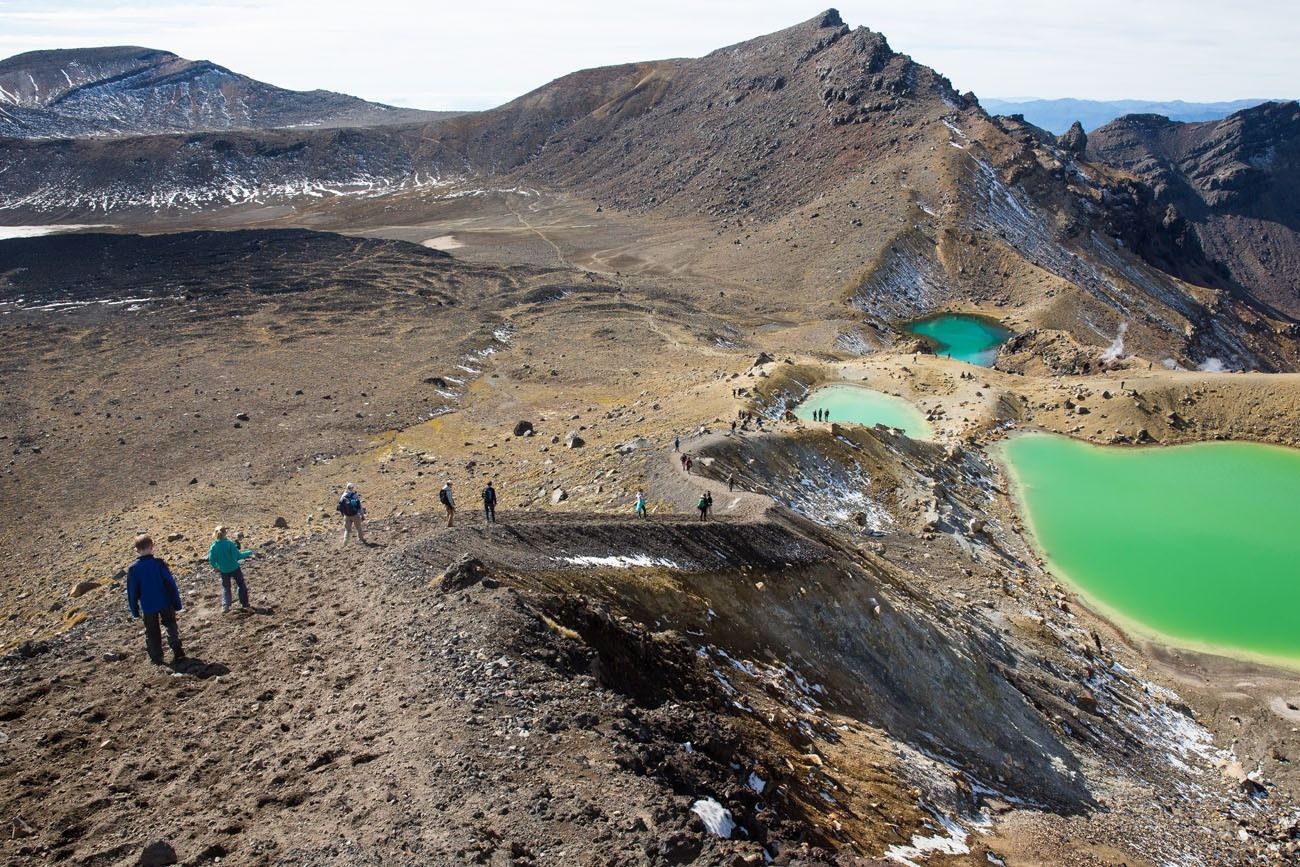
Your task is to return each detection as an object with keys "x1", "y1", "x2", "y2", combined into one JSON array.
[{"x1": 171, "y1": 656, "x2": 230, "y2": 679}]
